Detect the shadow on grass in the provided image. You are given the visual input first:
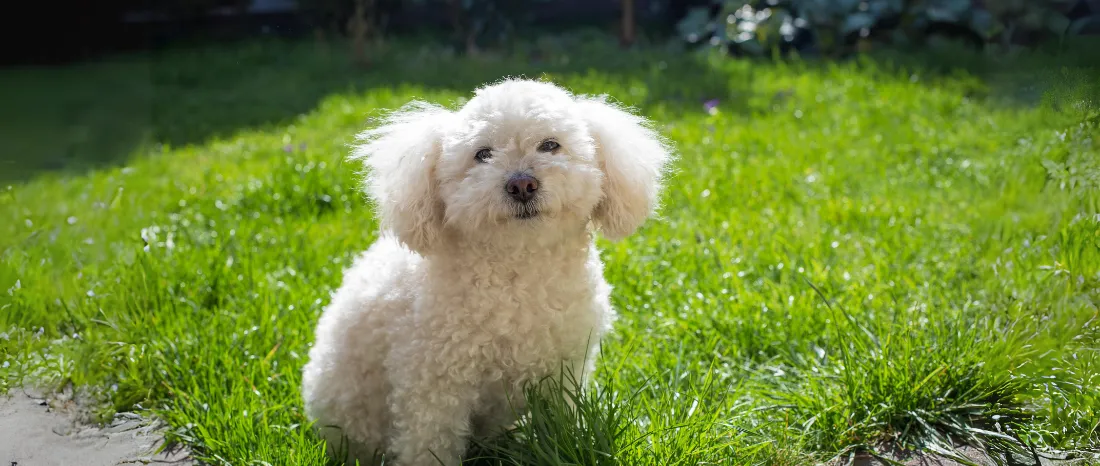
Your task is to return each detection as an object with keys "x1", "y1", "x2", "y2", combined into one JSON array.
[
  {"x1": 856, "y1": 37, "x2": 1100, "y2": 109},
  {"x1": 0, "y1": 32, "x2": 751, "y2": 184},
  {"x1": 3, "y1": 32, "x2": 1097, "y2": 184}
]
